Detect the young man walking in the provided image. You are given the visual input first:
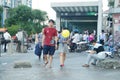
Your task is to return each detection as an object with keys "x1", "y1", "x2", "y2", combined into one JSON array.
[{"x1": 42, "y1": 19, "x2": 58, "y2": 68}]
